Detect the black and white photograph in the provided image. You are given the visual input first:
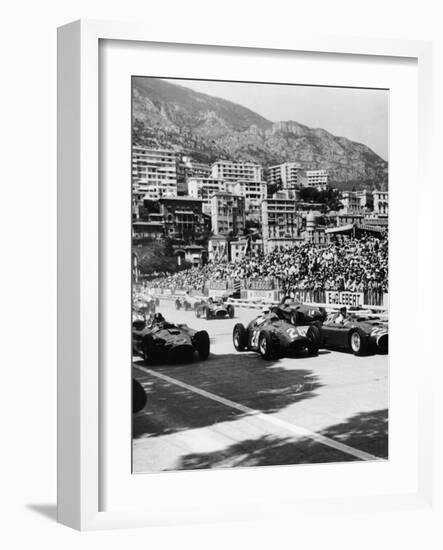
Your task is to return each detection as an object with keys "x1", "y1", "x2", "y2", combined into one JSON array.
[{"x1": 131, "y1": 76, "x2": 389, "y2": 473}]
